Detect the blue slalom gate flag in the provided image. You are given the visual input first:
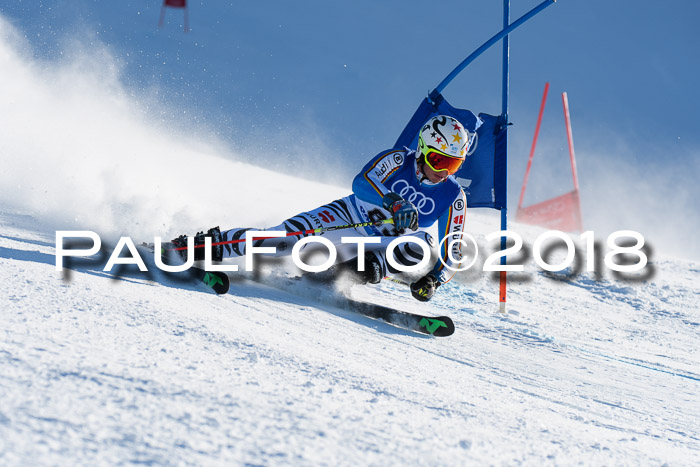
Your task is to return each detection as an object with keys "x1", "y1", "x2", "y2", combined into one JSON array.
[{"x1": 395, "y1": 91, "x2": 507, "y2": 210}]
